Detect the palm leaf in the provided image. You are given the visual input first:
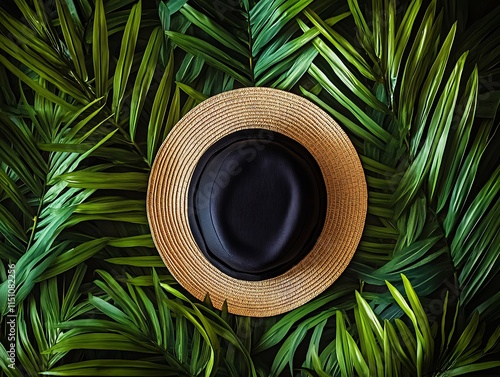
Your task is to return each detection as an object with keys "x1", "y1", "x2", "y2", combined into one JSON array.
[{"x1": 1, "y1": 0, "x2": 499, "y2": 376}]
